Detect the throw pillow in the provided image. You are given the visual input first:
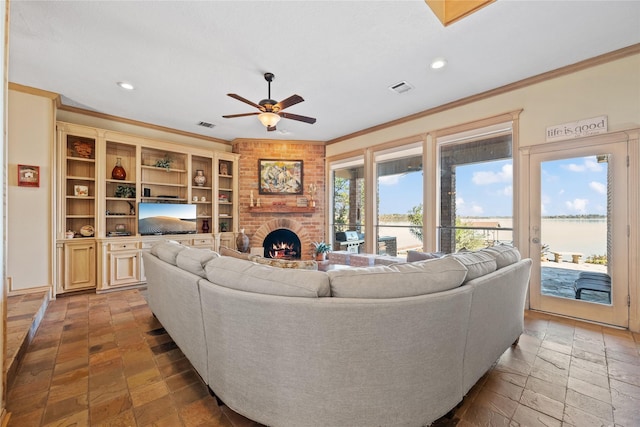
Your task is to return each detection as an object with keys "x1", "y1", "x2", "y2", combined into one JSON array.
[
  {"x1": 151, "y1": 240, "x2": 187, "y2": 266},
  {"x1": 328, "y1": 256, "x2": 467, "y2": 298},
  {"x1": 406, "y1": 250, "x2": 444, "y2": 263},
  {"x1": 176, "y1": 247, "x2": 219, "y2": 278},
  {"x1": 204, "y1": 256, "x2": 330, "y2": 298},
  {"x1": 219, "y1": 245, "x2": 251, "y2": 260},
  {"x1": 445, "y1": 251, "x2": 497, "y2": 282},
  {"x1": 481, "y1": 245, "x2": 521, "y2": 269}
]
